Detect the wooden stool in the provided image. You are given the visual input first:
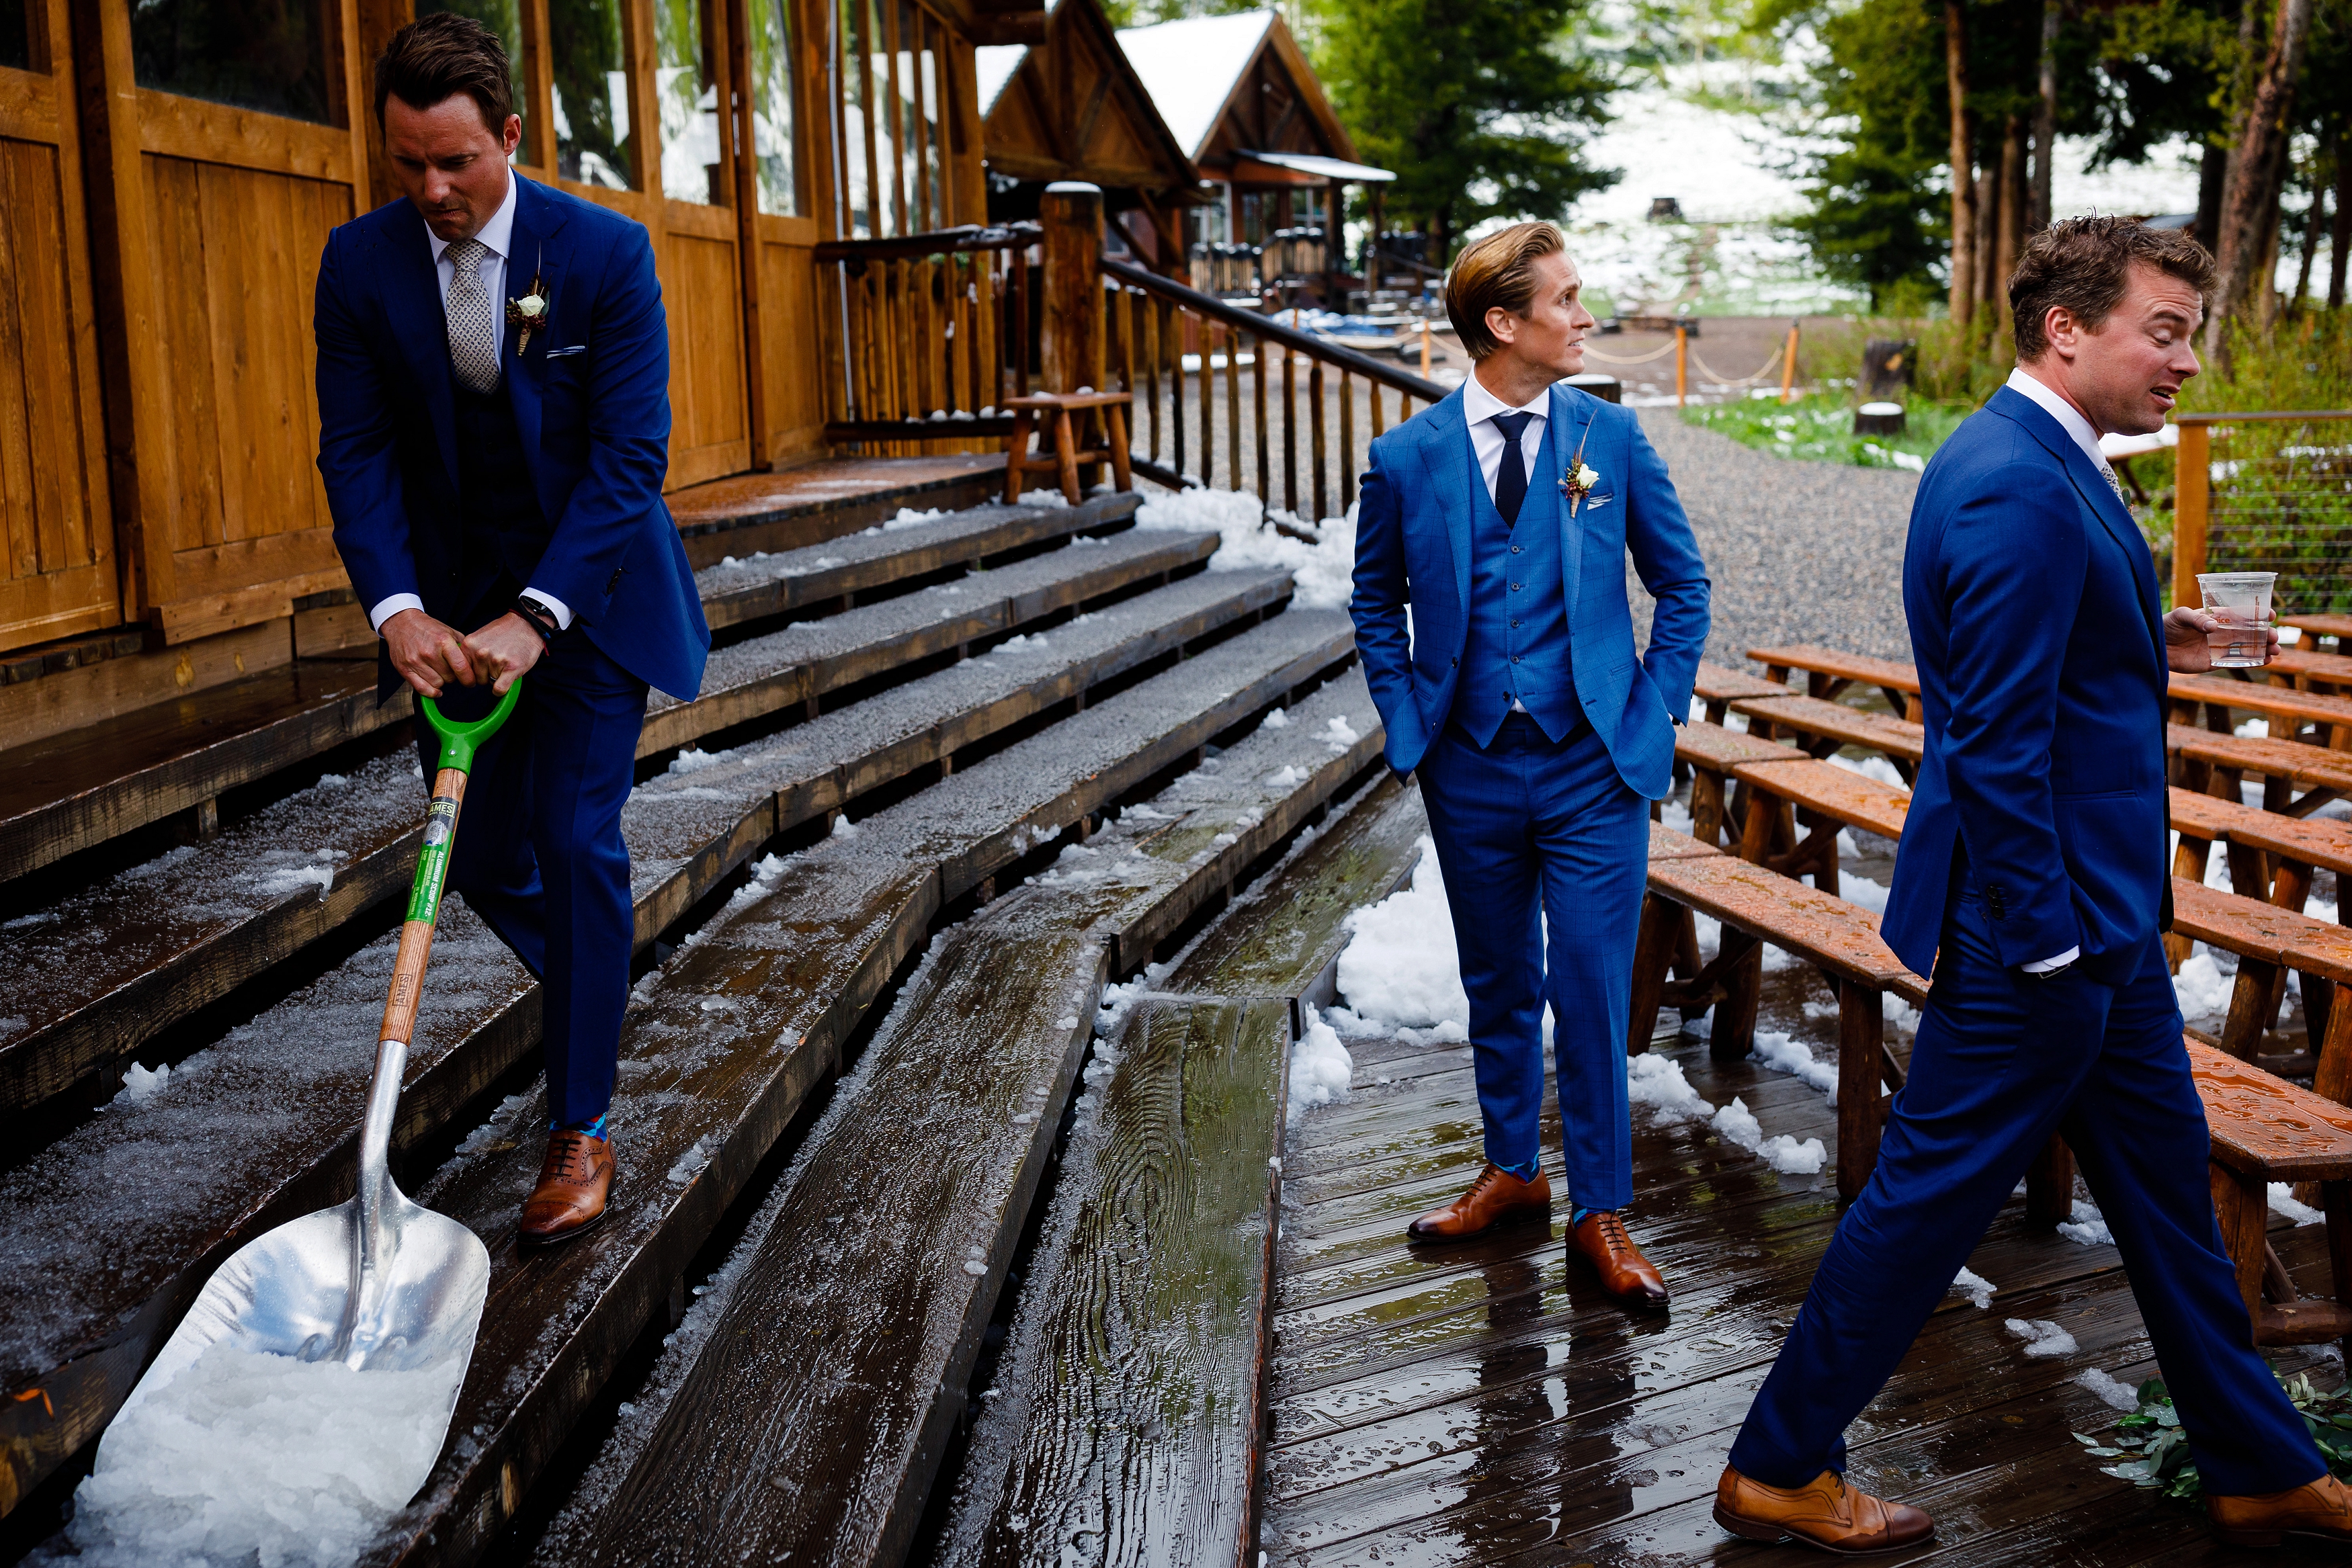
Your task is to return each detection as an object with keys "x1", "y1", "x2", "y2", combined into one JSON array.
[{"x1": 1003, "y1": 392, "x2": 1133, "y2": 505}]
